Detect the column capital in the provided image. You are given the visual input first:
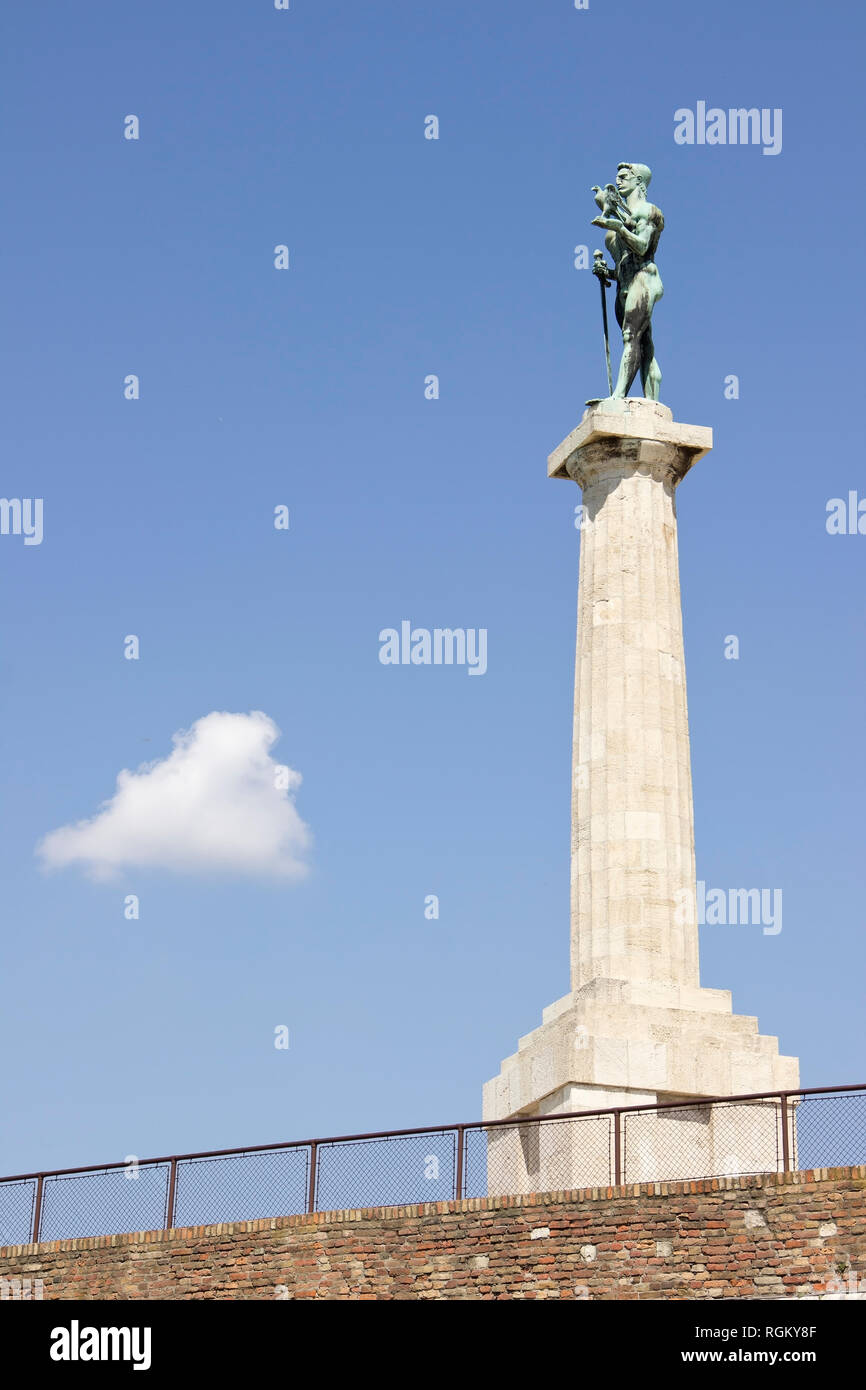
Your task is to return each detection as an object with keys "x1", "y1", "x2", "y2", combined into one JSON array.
[{"x1": 548, "y1": 398, "x2": 712, "y2": 489}]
